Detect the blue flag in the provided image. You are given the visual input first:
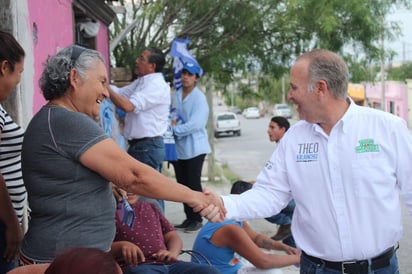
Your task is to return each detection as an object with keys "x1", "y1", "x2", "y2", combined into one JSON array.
[{"x1": 170, "y1": 38, "x2": 203, "y2": 90}]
